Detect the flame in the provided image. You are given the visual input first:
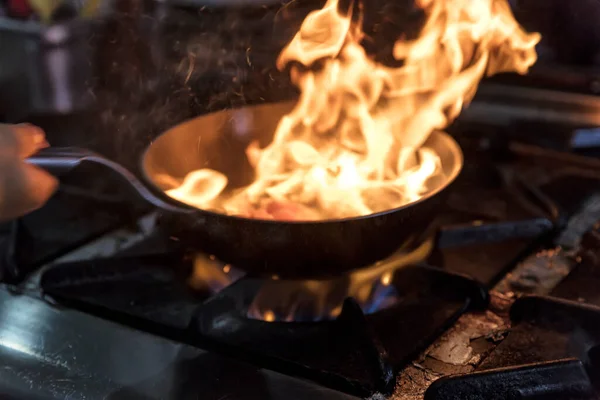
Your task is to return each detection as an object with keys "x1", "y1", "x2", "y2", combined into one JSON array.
[
  {"x1": 166, "y1": 0, "x2": 540, "y2": 220},
  {"x1": 188, "y1": 253, "x2": 244, "y2": 293},
  {"x1": 247, "y1": 236, "x2": 434, "y2": 322}
]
